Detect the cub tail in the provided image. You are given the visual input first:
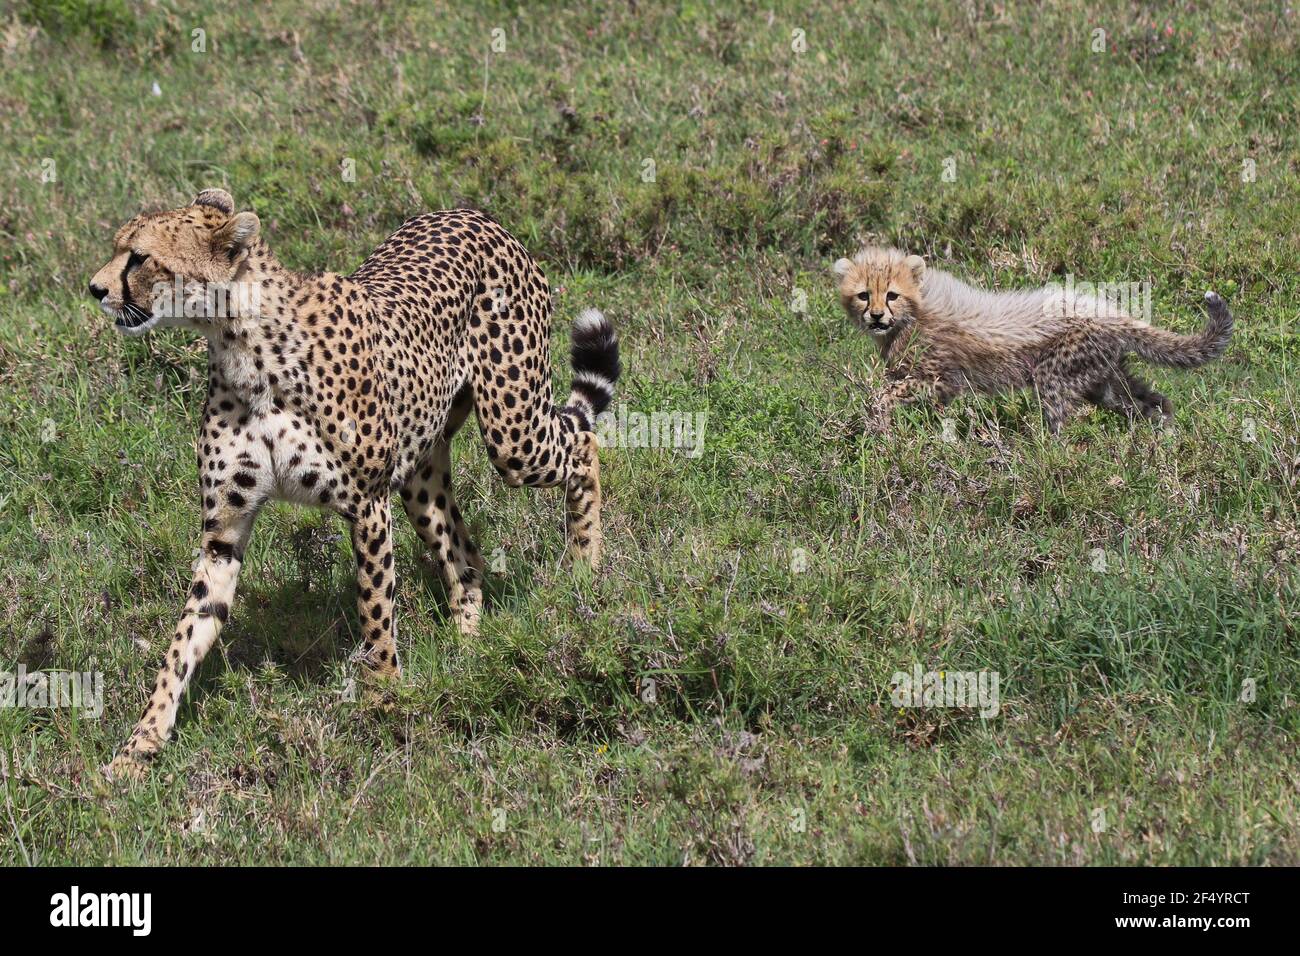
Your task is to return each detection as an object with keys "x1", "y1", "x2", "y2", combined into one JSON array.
[
  {"x1": 563, "y1": 308, "x2": 621, "y2": 431},
  {"x1": 1126, "y1": 291, "x2": 1233, "y2": 369}
]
